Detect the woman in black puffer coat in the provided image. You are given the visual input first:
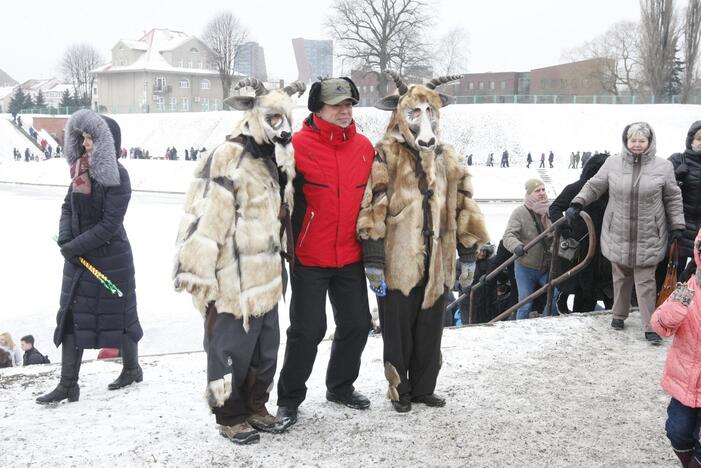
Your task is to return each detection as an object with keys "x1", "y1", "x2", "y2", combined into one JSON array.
[
  {"x1": 37, "y1": 110, "x2": 143, "y2": 405},
  {"x1": 669, "y1": 120, "x2": 701, "y2": 281},
  {"x1": 549, "y1": 153, "x2": 614, "y2": 313}
]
